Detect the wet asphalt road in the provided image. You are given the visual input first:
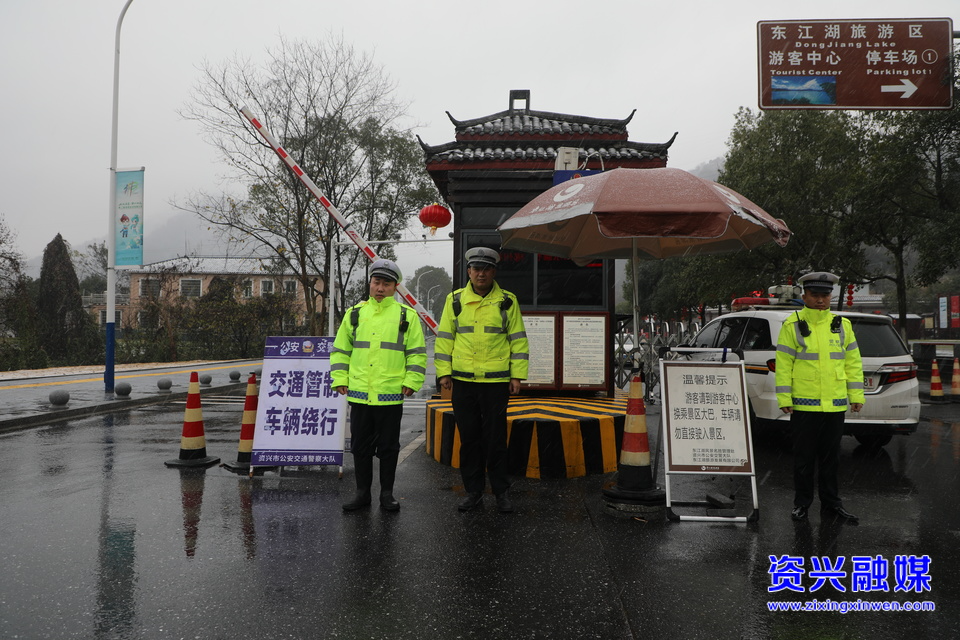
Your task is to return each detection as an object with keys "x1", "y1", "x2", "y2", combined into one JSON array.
[{"x1": 0, "y1": 366, "x2": 959, "y2": 639}]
